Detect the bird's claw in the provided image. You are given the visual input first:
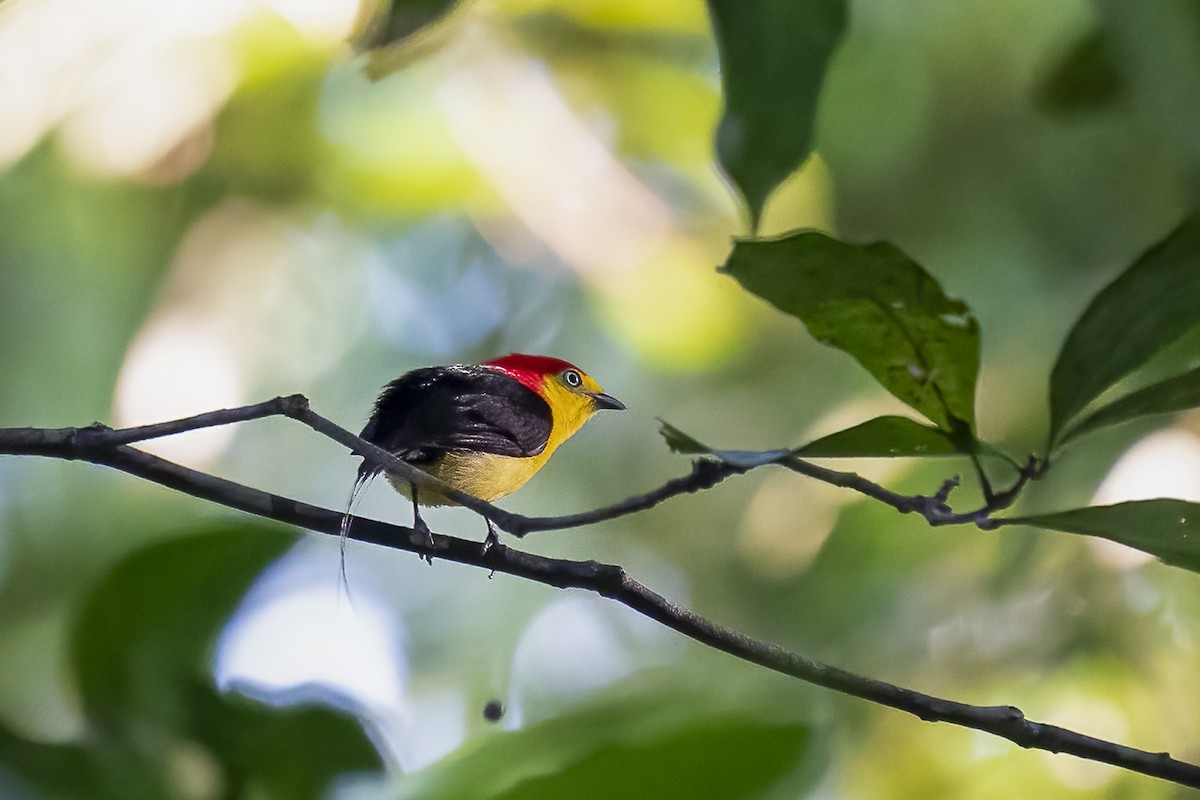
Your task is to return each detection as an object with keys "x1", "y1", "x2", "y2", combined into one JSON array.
[
  {"x1": 480, "y1": 518, "x2": 501, "y2": 557},
  {"x1": 413, "y1": 515, "x2": 434, "y2": 565}
]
